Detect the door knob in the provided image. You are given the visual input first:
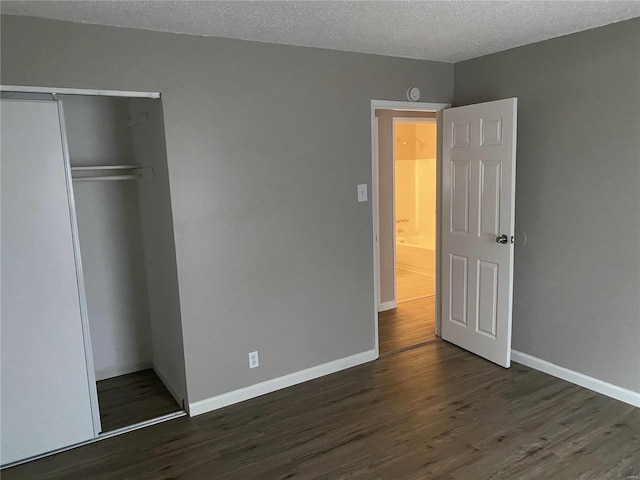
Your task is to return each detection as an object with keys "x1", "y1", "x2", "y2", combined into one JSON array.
[{"x1": 496, "y1": 234, "x2": 509, "y2": 244}]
